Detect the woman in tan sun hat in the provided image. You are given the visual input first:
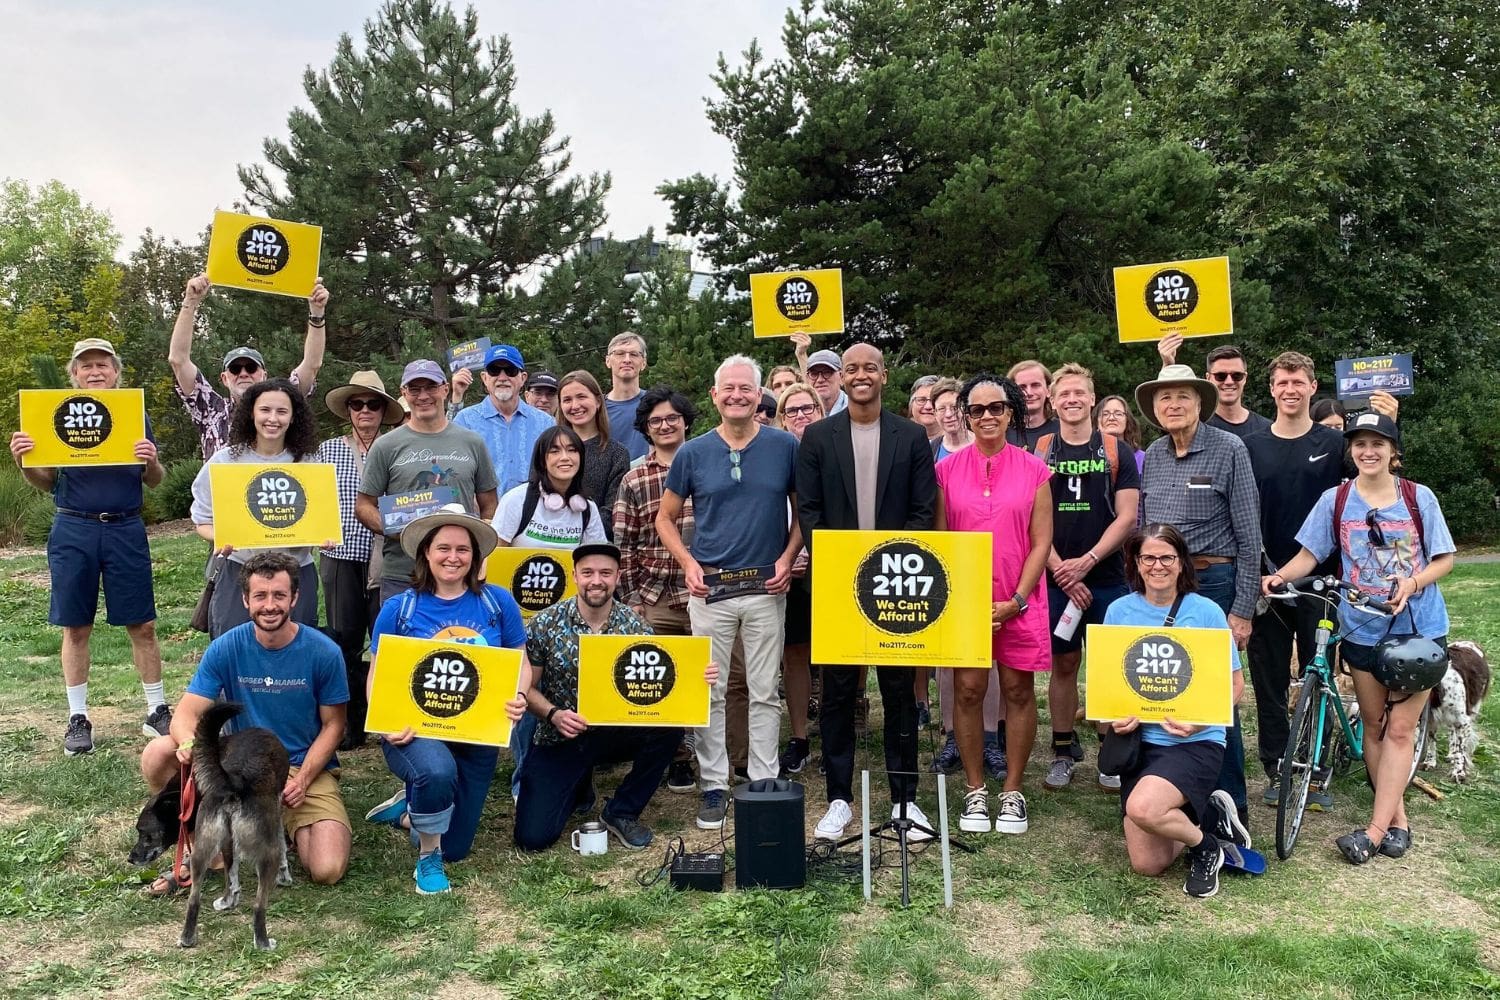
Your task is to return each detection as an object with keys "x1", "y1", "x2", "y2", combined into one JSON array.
[{"x1": 316, "y1": 371, "x2": 404, "y2": 748}]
